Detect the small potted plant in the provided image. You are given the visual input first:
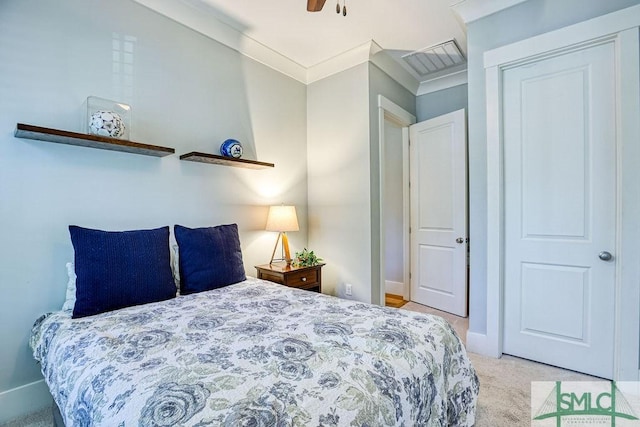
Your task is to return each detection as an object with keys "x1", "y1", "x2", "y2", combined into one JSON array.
[{"x1": 293, "y1": 248, "x2": 323, "y2": 267}]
